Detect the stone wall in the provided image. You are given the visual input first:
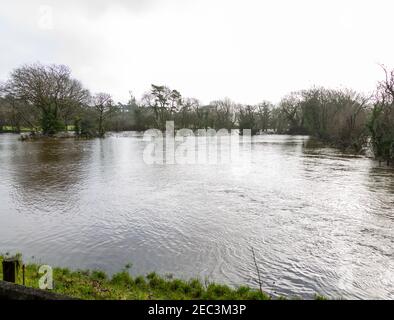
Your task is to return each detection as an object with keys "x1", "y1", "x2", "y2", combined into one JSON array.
[{"x1": 0, "y1": 281, "x2": 76, "y2": 300}]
